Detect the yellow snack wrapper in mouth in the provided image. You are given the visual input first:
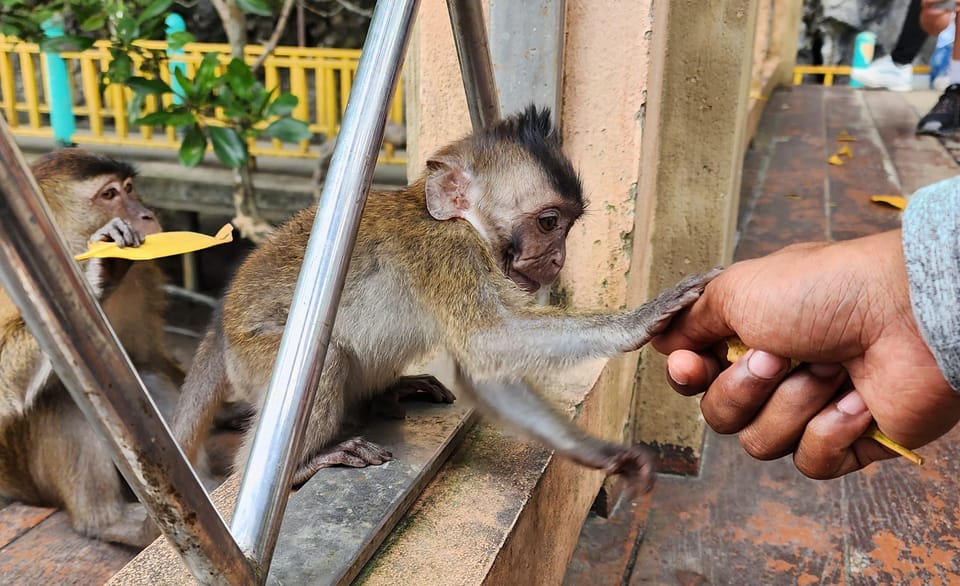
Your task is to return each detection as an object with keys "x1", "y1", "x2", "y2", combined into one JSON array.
[{"x1": 75, "y1": 223, "x2": 234, "y2": 261}]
